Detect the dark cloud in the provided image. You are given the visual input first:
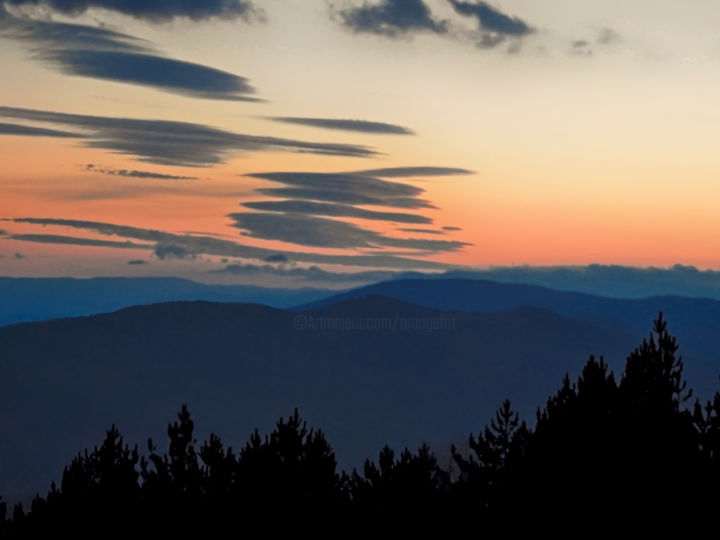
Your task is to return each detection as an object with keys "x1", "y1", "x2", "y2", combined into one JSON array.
[
  {"x1": 349, "y1": 166, "x2": 473, "y2": 177},
  {"x1": 570, "y1": 40, "x2": 593, "y2": 56},
  {"x1": 83, "y1": 164, "x2": 197, "y2": 180},
  {"x1": 0, "y1": 122, "x2": 82, "y2": 138},
  {"x1": 449, "y1": 0, "x2": 532, "y2": 35},
  {"x1": 397, "y1": 228, "x2": 445, "y2": 235},
  {"x1": 9, "y1": 233, "x2": 151, "y2": 249},
  {"x1": 256, "y1": 188, "x2": 432, "y2": 209},
  {"x1": 247, "y1": 171, "x2": 431, "y2": 209},
  {"x1": 14, "y1": 252, "x2": 25, "y2": 259},
  {"x1": 242, "y1": 200, "x2": 432, "y2": 224},
  {"x1": 264, "y1": 254, "x2": 289, "y2": 263},
  {"x1": 154, "y1": 243, "x2": 195, "y2": 259},
  {"x1": 216, "y1": 263, "x2": 407, "y2": 283},
  {"x1": 597, "y1": 27, "x2": 621, "y2": 45},
  {"x1": 336, "y1": 0, "x2": 446, "y2": 37},
  {"x1": 442, "y1": 226, "x2": 462, "y2": 231},
  {"x1": 0, "y1": 229, "x2": 6, "y2": 235},
  {"x1": 127, "y1": 259, "x2": 148, "y2": 265},
  {"x1": 229, "y1": 212, "x2": 470, "y2": 251},
  {"x1": 12, "y1": 218, "x2": 457, "y2": 269},
  {"x1": 0, "y1": 107, "x2": 376, "y2": 166},
  {"x1": 0, "y1": 8, "x2": 259, "y2": 101},
  {"x1": 3, "y1": 0, "x2": 260, "y2": 22},
  {"x1": 236, "y1": 167, "x2": 478, "y2": 253},
  {"x1": 449, "y1": 0, "x2": 533, "y2": 48},
  {"x1": 45, "y1": 50, "x2": 260, "y2": 101},
  {"x1": 268, "y1": 117, "x2": 413, "y2": 135}
]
